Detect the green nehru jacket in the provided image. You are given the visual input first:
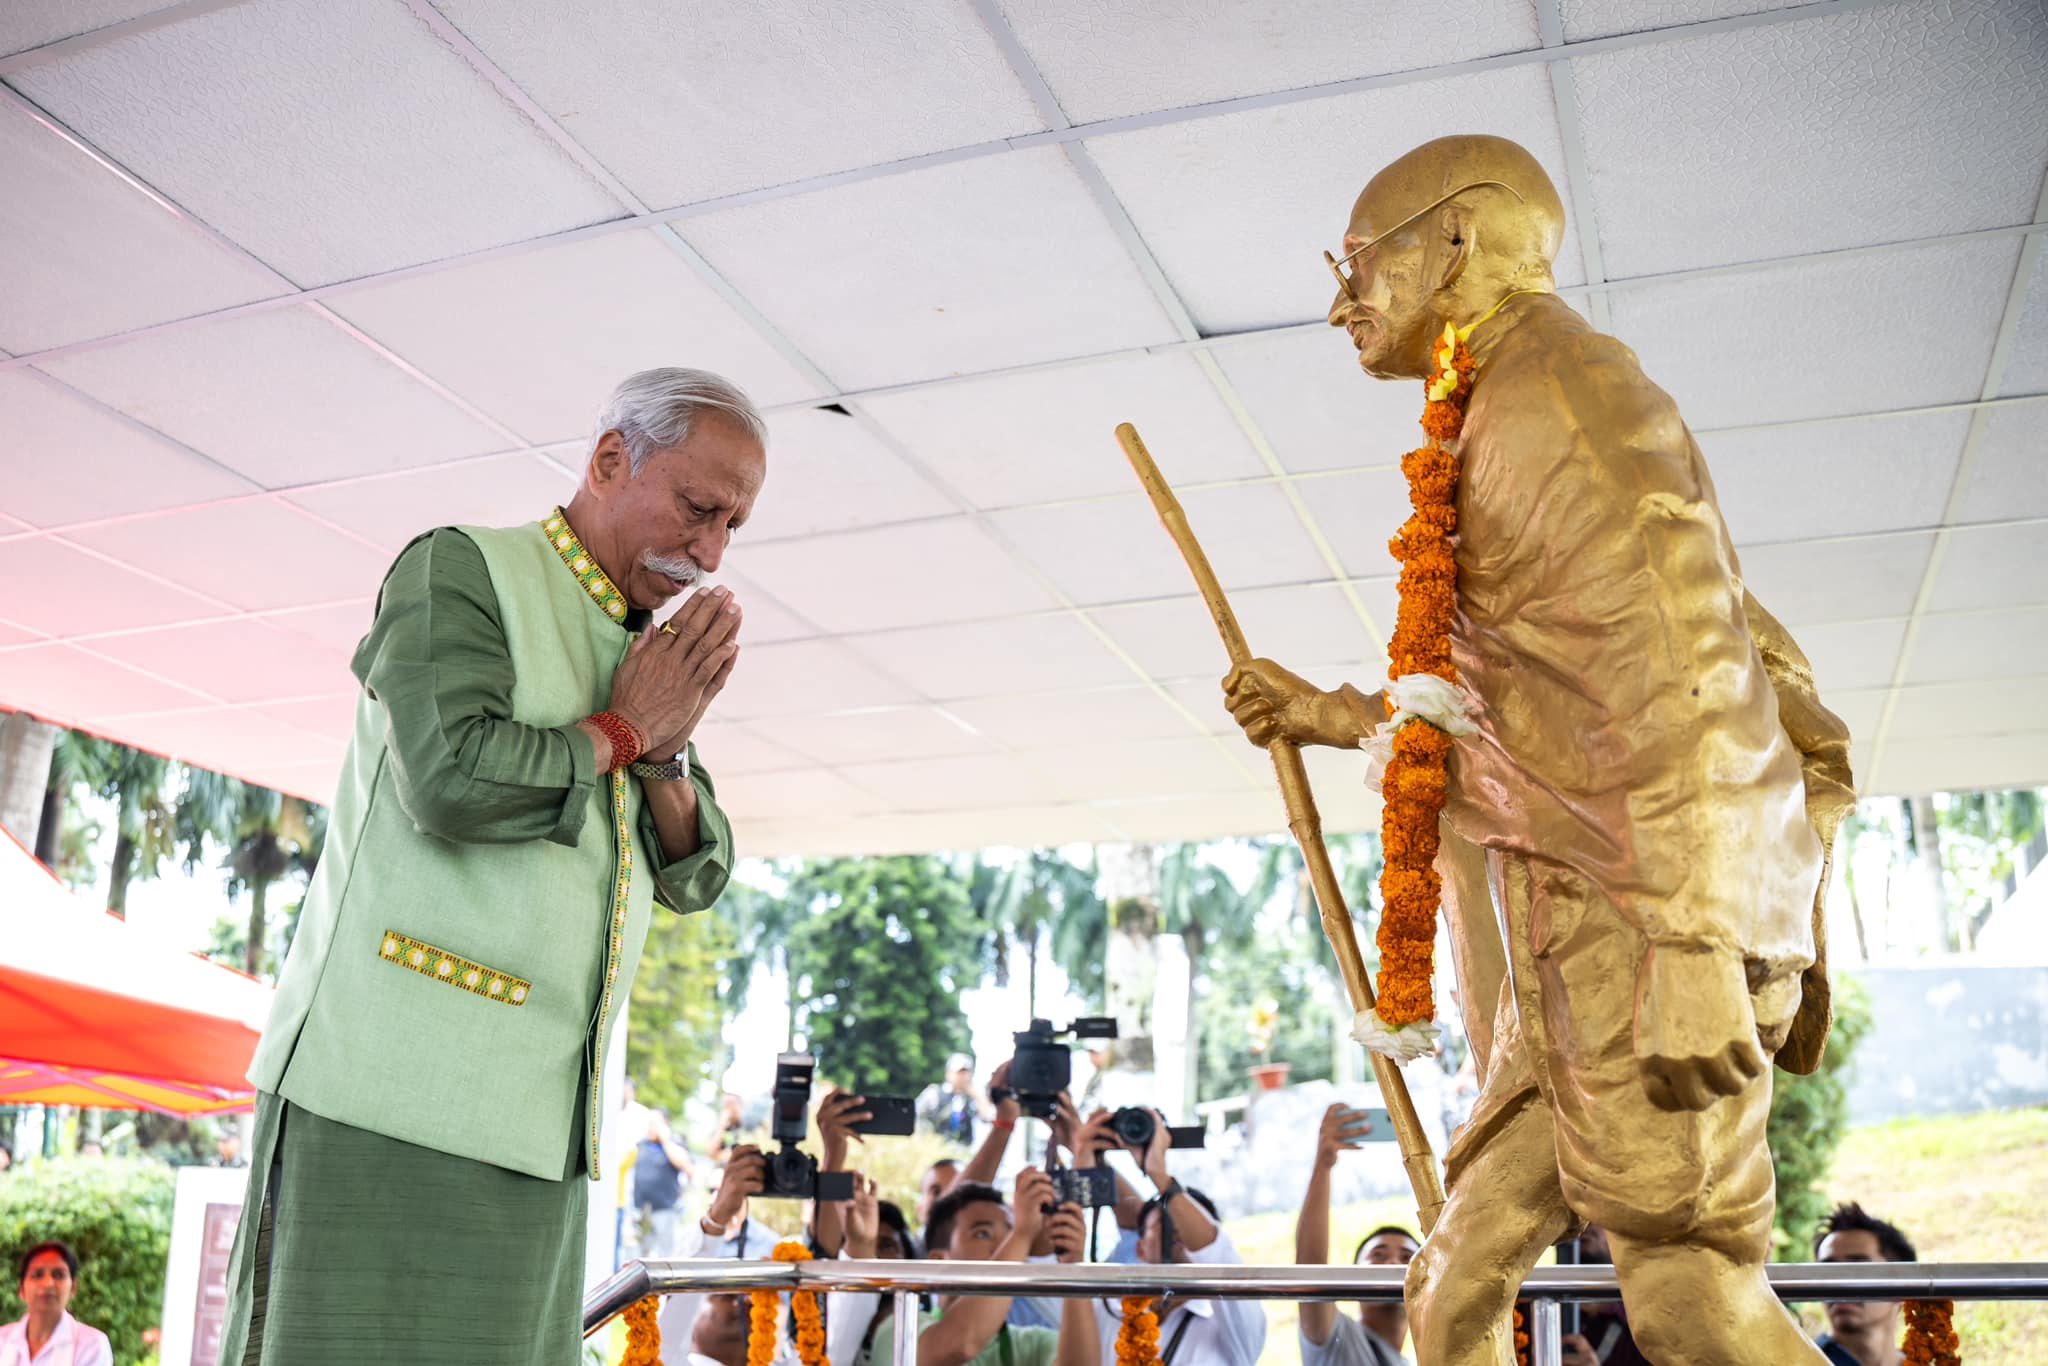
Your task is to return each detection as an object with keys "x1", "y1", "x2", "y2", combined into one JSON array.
[{"x1": 248, "y1": 516, "x2": 732, "y2": 1182}]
